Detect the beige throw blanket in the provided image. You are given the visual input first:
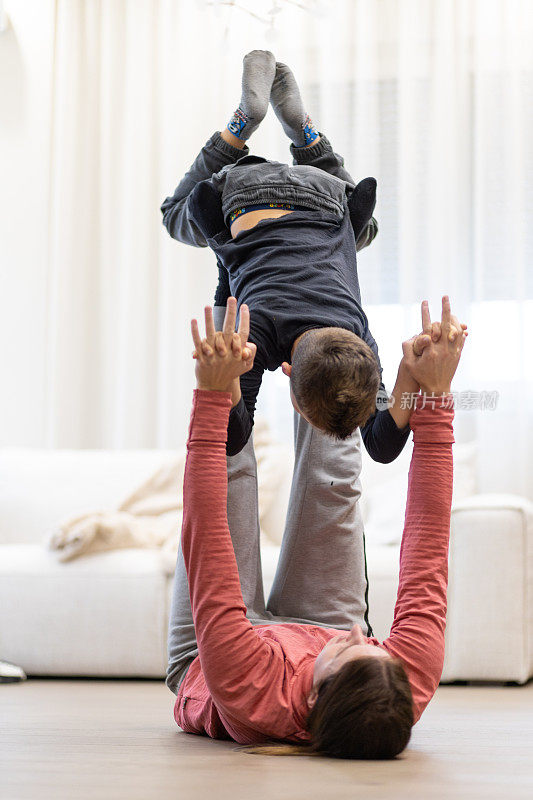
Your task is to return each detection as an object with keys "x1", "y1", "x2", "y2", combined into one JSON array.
[
  {"x1": 48, "y1": 420, "x2": 285, "y2": 563},
  {"x1": 47, "y1": 457, "x2": 185, "y2": 563}
]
